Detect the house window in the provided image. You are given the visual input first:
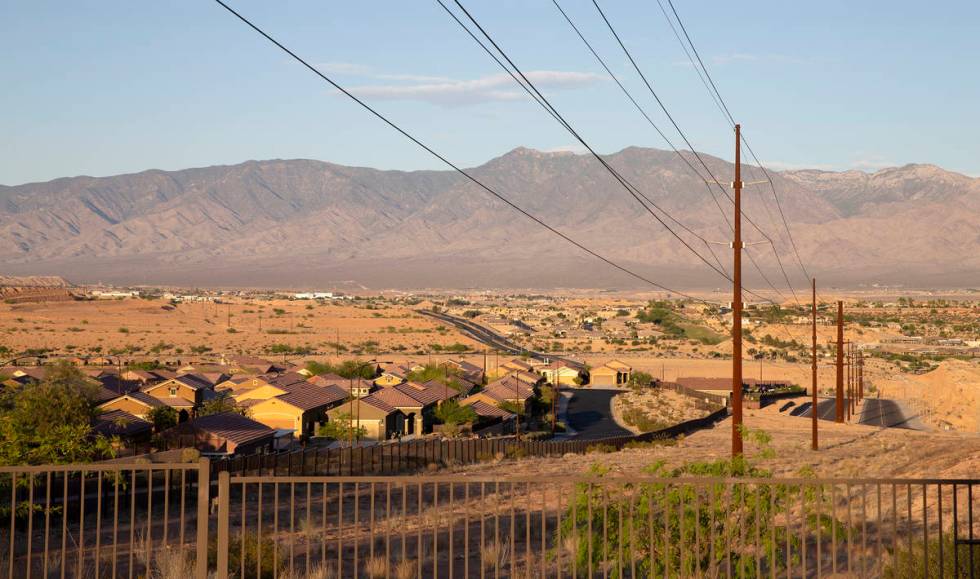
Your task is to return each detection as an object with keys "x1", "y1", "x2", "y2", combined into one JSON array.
[{"x1": 169, "y1": 387, "x2": 177, "y2": 397}]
